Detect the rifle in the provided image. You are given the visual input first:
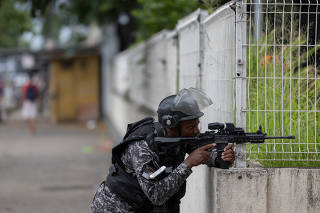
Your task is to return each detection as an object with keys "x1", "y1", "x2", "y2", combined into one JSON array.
[{"x1": 154, "y1": 122, "x2": 295, "y2": 169}]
